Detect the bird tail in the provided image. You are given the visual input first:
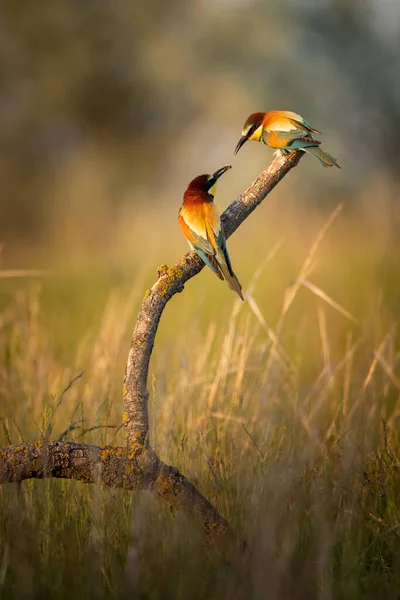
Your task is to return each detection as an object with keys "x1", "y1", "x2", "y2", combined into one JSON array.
[
  {"x1": 304, "y1": 146, "x2": 341, "y2": 168},
  {"x1": 216, "y1": 249, "x2": 244, "y2": 301},
  {"x1": 196, "y1": 249, "x2": 224, "y2": 280}
]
